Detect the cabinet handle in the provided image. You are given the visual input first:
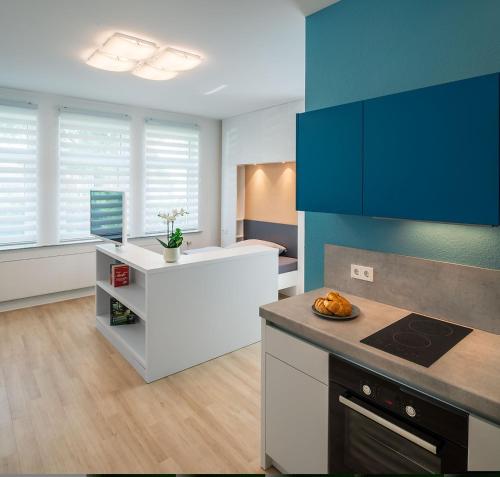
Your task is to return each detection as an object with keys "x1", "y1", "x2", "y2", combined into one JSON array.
[{"x1": 339, "y1": 395, "x2": 437, "y2": 455}]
